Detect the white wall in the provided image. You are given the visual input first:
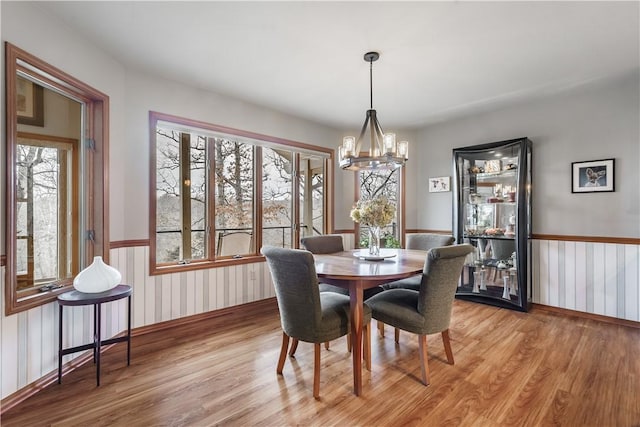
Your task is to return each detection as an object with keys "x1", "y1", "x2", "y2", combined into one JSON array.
[{"x1": 412, "y1": 70, "x2": 640, "y2": 238}]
